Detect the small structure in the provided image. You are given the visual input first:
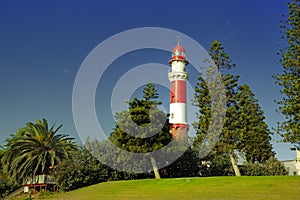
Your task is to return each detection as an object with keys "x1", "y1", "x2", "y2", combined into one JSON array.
[
  {"x1": 22, "y1": 174, "x2": 57, "y2": 195},
  {"x1": 282, "y1": 148, "x2": 300, "y2": 175}
]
